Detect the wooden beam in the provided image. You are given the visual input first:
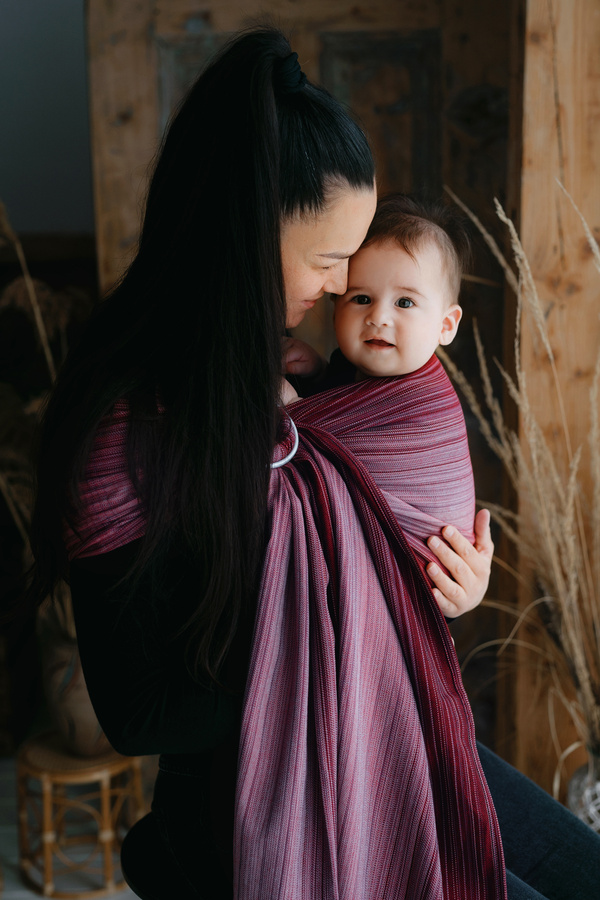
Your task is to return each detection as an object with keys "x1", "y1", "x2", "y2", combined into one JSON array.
[
  {"x1": 87, "y1": 1, "x2": 159, "y2": 294},
  {"x1": 513, "y1": 0, "x2": 600, "y2": 796}
]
